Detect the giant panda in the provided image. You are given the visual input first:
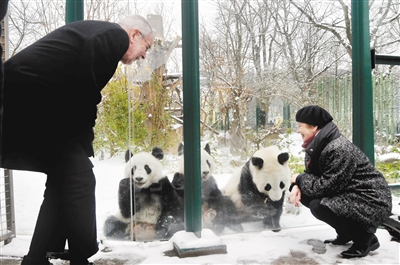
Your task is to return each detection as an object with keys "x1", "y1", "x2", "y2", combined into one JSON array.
[
  {"x1": 172, "y1": 143, "x2": 243, "y2": 234},
  {"x1": 222, "y1": 145, "x2": 290, "y2": 232},
  {"x1": 171, "y1": 142, "x2": 215, "y2": 196},
  {"x1": 104, "y1": 147, "x2": 184, "y2": 241}
]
